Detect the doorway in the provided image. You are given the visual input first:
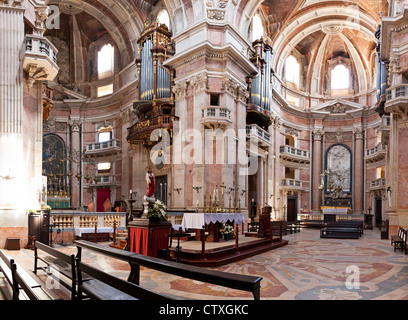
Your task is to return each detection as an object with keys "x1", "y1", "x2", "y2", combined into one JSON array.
[
  {"x1": 287, "y1": 197, "x2": 298, "y2": 222},
  {"x1": 375, "y1": 198, "x2": 382, "y2": 227}
]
